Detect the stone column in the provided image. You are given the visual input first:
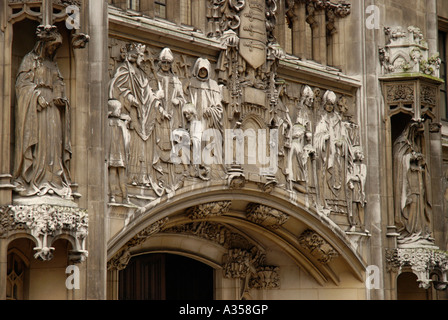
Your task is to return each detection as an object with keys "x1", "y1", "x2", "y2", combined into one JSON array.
[
  {"x1": 0, "y1": 2, "x2": 13, "y2": 206},
  {"x1": 274, "y1": 0, "x2": 286, "y2": 51},
  {"x1": 0, "y1": 239, "x2": 7, "y2": 300},
  {"x1": 140, "y1": 0, "x2": 155, "y2": 18},
  {"x1": 315, "y1": 9, "x2": 326, "y2": 65},
  {"x1": 79, "y1": 0, "x2": 109, "y2": 300},
  {"x1": 166, "y1": 0, "x2": 181, "y2": 25},
  {"x1": 292, "y1": 1, "x2": 308, "y2": 60},
  {"x1": 191, "y1": 0, "x2": 206, "y2": 34}
]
